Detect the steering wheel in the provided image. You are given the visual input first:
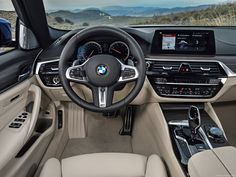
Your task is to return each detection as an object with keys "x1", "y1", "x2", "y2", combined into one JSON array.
[{"x1": 59, "y1": 26, "x2": 146, "y2": 112}]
